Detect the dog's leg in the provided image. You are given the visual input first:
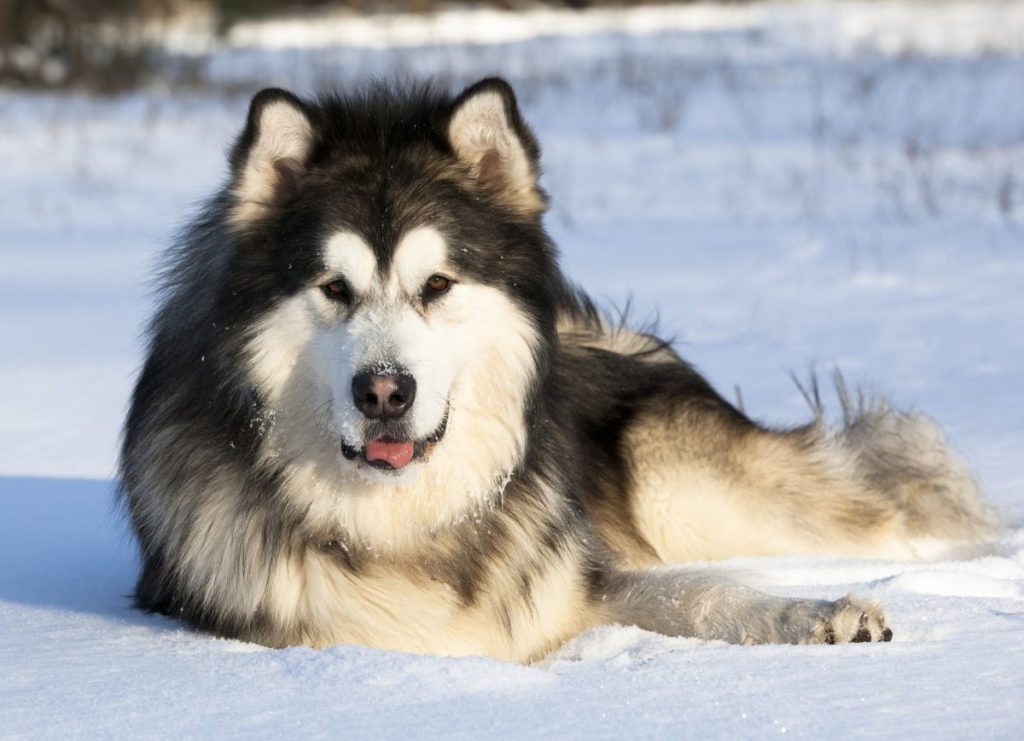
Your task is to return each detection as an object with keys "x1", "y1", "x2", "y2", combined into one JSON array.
[{"x1": 599, "y1": 569, "x2": 892, "y2": 645}]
